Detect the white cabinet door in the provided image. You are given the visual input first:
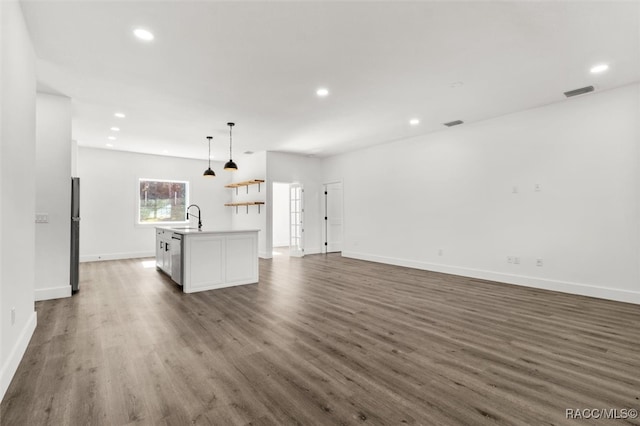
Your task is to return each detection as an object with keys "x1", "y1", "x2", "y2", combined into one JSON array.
[
  {"x1": 156, "y1": 230, "x2": 166, "y2": 270},
  {"x1": 156, "y1": 230, "x2": 172, "y2": 275},
  {"x1": 226, "y1": 233, "x2": 258, "y2": 284},
  {"x1": 186, "y1": 235, "x2": 225, "y2": 292},
  {"x1": 162, "y1": 237, "x2": 171, "y2": 275}
]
